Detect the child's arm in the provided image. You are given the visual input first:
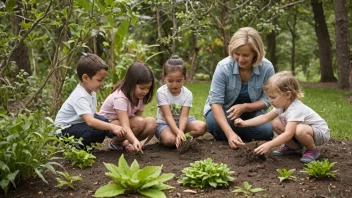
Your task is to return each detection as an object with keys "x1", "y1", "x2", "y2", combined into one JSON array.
[
  {"x1": 234, "y1": 110, "x2": 277, "y2": 127},
  {"x1": 178, "y1": 106, "x2": 190, "y2": 132},
  {"x1": 160, "y1": 105, "x2": 186, "y2": 147},
  {"x1": 116, "y1": 109, "x2": 142, "y2": 151},
  {"x1": 254, "y1": 121, "x2": 298, "y2": 155},
  {"x1": 81, "y1": 114, "x2": 125, "y2": 137}
]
